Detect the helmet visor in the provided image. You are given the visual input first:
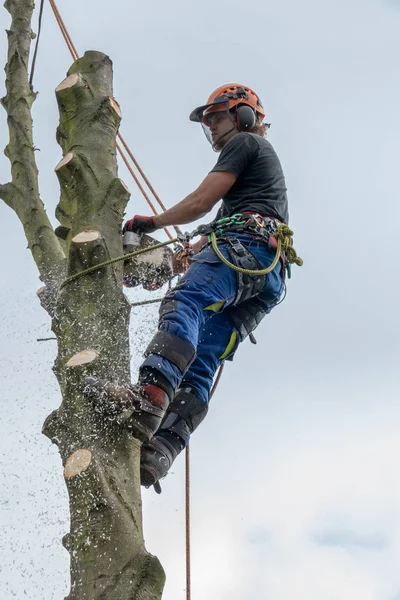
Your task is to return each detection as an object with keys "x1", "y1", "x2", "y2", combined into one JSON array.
[
  {"x1": 189, "y1": 97, "x2": 230, "y2": 123},
  {"x1": 200, "y1": 108, "x2": 237, "y2": 149}
]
